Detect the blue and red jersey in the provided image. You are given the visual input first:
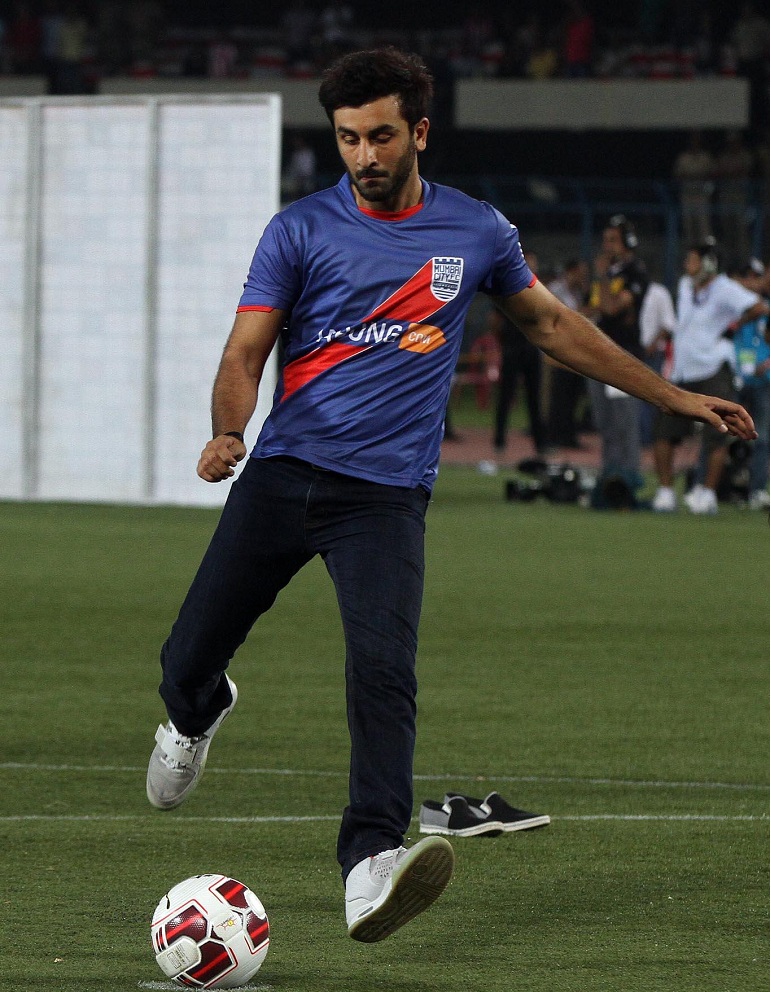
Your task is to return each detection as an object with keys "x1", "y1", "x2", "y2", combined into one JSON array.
[{"x1": 238, "y1": 174, "x2": 534, "y2": 490}]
